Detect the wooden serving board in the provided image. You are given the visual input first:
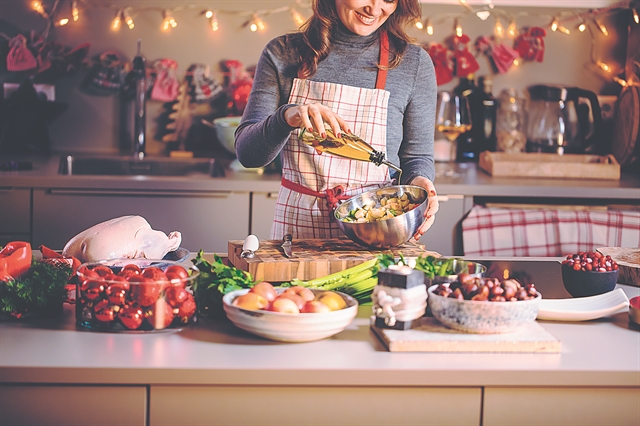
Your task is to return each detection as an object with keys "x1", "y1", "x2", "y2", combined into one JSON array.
[
  {"x1": 478, "y1": 151, "x2": 621, "y2": 180},
  {"x1": 228, "y1": 238, "x2": 439, "y2": 283},
  {"x1": 372, "y1": 317, "x2": 561, "y2": 353},
  {"x1": 597, "y1": 247, "x2": 640, "y2": 287}
]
